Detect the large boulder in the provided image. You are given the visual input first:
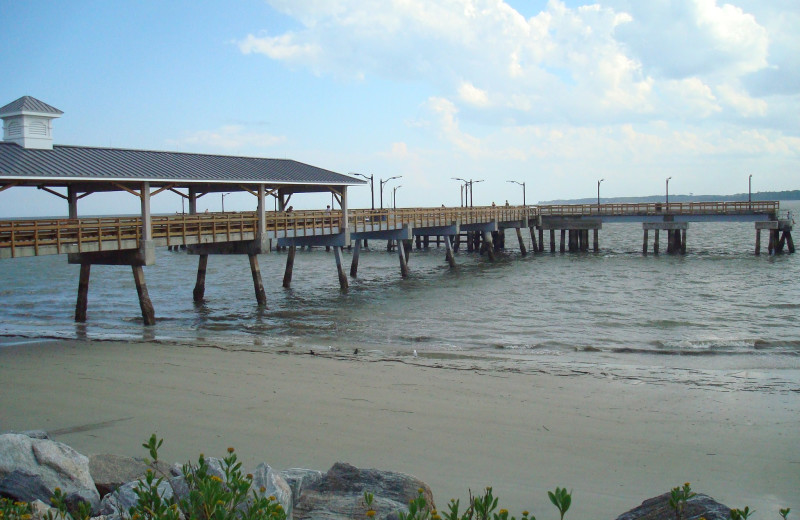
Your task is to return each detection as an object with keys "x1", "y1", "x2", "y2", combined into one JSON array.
[
  {"x1": 0, "y1": 433, "x2": 100, "y2": 514},
  {"x1": 89, "y1": 454, "x2": 174, "y2": 498},
  {"x1": 616, "y1": 492, "x2": 732, "y2": 520},
  {"x1": 280, "y1": 468, "x2": 323, "y2": 507},
  {"x1": 293, "y1": 462, "x2": 434, "y2": 520},
  {"x1": 251, "y1": 463, "x2": 293, "y2": 518}
]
